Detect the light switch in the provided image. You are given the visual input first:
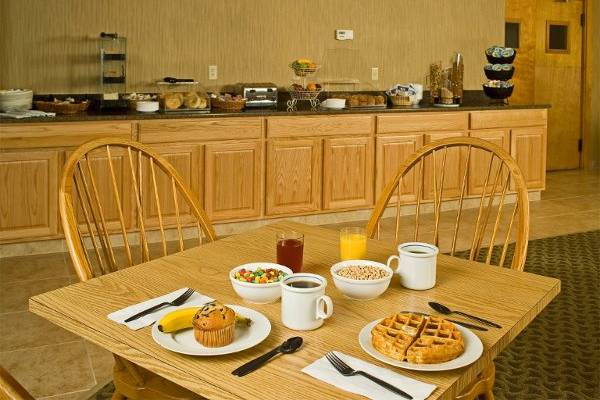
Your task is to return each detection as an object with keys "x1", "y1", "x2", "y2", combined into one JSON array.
[
  {"x1": 371, "y1": 67, "x2": 379, "y2": 81},
  {"x1": 335, "y1": 29, "x2": 354, "y2": 40},
  {"x1": 208, "y1": 65, "x2": 218, "y2": 80}
]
